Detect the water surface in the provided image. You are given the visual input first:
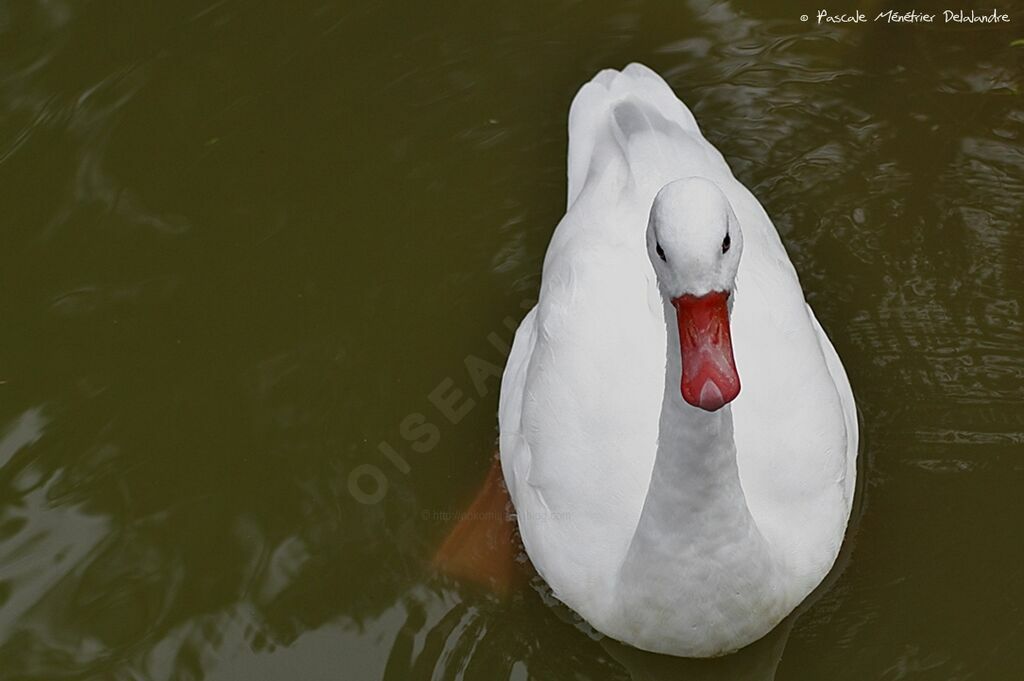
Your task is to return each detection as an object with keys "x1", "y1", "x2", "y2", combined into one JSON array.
[{"x1": 1, "y1": 1, "x2": 1022, "y2": 679}]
